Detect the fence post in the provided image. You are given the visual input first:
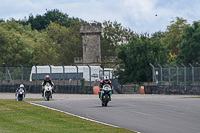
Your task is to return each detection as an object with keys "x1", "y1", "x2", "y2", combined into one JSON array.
[
  {"x1": 150, "y1": 63, "x2": 155, "y2": 85},
  {"x1": 189, "y1": 63, "x2": 194, "y2": 85},
  {"x1": 181, "y1": 64, "x2": 186, "y2": 86},
  {"x1": 75, "y1": 64, "x2": 78, "y2": 92},
  {"x1": 158, "y1": 64, "x2": 163, "y2": 85},
  {"x1": 100, "y1": 64, "x2": 104, "y2": 79},
  {"x1": 48, "y1": 64, "x2": 52, "y2": 79},
  {"x1": 112, "y1": 69, "x2": 114, "y2": 79},
  {"x1": 174, "y1": 64, "x2": 179, "y2": 86},
  {"x1": 3, "y1": 63, "x2": 8, "y2": 84},
  {"x1": 33, "y1": 64, "x2": 37, "y2": 88},
  {"x1": 87, "y1": 64, "x2": 91, "y2": 89},
  {"x1": 19, "y1": 64, "x2": 23, "y2": 84},
  {"x1": 166, "y1": 64, "x2": 171, "y2": 86},
  {"x1": 61, "y1": 64, "x2": 65, "y2": 85}
]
